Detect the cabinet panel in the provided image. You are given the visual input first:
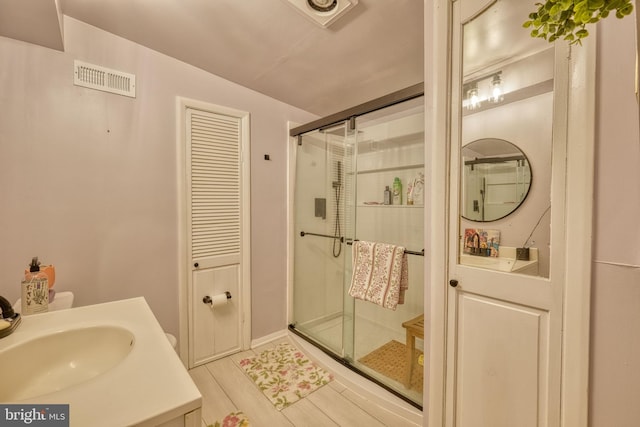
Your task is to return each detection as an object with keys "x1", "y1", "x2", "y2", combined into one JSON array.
[
  {"x1": 192, "y1": 264, "x2": 240, "y2": 365},
  {"x1": 455, "y1": 293, "x2": 548, "y2": 427}
]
